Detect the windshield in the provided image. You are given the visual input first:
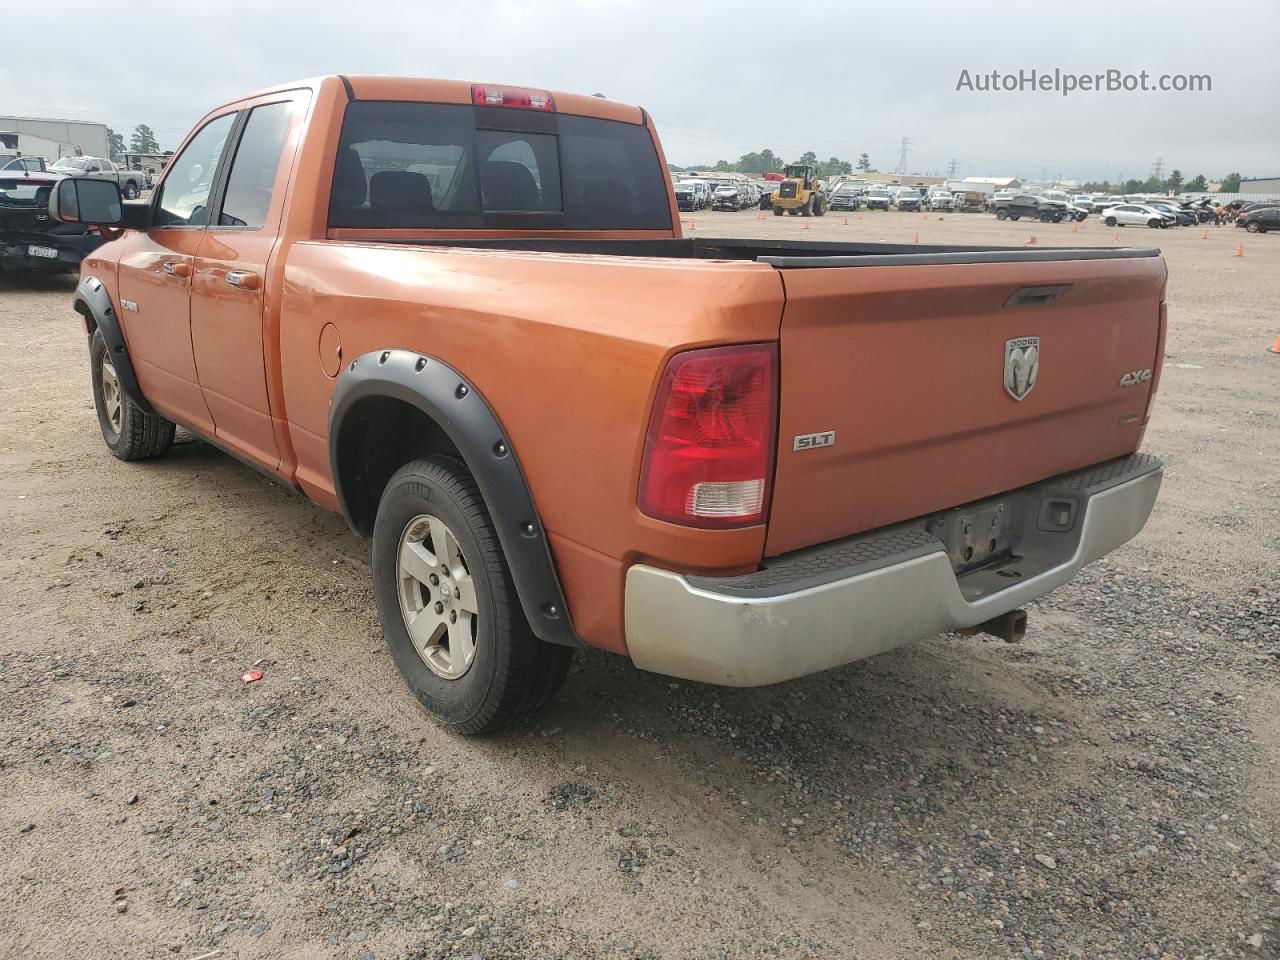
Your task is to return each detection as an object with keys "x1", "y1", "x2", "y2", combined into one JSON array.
[
  {"x1": 868, "y1": 190, "x2": 889, "y2": 198},
  {"x1": 51, "y1": 158, "x2": 90, "y2": 172},
  {"x1": 837, "y1": 185, "x2": 861, "y2": 193},
  {"x1": 932, "y1": 191, "x2": 951, "y2": 198},
  {"x1": 899, "y1": 190, "x2": 920, "y2": 198},
  {"x1": 715, "y1": 185, "x2": 737, "y2": 193}
]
